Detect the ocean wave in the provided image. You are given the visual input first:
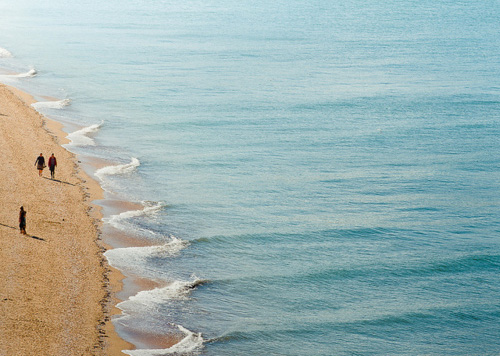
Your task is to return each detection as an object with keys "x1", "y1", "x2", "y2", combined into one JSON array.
[
  {"x1": 32, "y1": 98, "x2": 71, "y2": 110},
  {"x1": 9, "y1": 68, "x2": 37, "y2": 78},
  {"x1": 105, "y1": 201, "x2": 164, "y2": 229},
  {"x1": 116, "y1": 277, "x2": 206, "y2": 356},
  {"x1": 123, "y1": 325, "x2": 204, "y2": 356},
  {"x1": 95, "y1": 157, "x2": 140, "y2": 180},
  {"x1": 104, "y1": 236, "x2": 190, "y2": 274},
  {"x1": 209, "y1": 331, "x2": 253, "y2": 343},
  {"x1": 119, "y1": 277, "x2": 207, "y2": 307},
  {"x1": 0, "y1": 47, "x2": 13, "y2": 57},
  {"x1": 404, "y1": 253, "x2": 500, "y2": 276},
  {"x1": 66, "y1": 122, "x2": 103, "y2": 146},
  {"x1": 147, "y1": 236, "x2": 189, "y2": 257},
  {"x1": 0, "y1": 68, "x2": 37, "y2": 82}
]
